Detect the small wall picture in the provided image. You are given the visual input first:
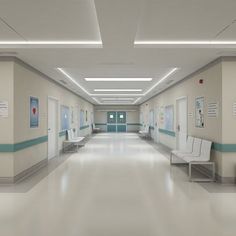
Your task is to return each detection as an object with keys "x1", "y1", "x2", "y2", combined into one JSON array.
[
  {"x1": 30, "y1": 96, "x2": 39, "y2": 128},
  {"x1": 195, "y1": 97, "x2": 204, "y2": 128}
]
